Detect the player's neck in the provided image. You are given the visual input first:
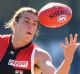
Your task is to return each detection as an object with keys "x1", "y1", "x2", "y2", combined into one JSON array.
[{"x1": 11, "y1": 35, "x2": 31, "y2": 49}]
